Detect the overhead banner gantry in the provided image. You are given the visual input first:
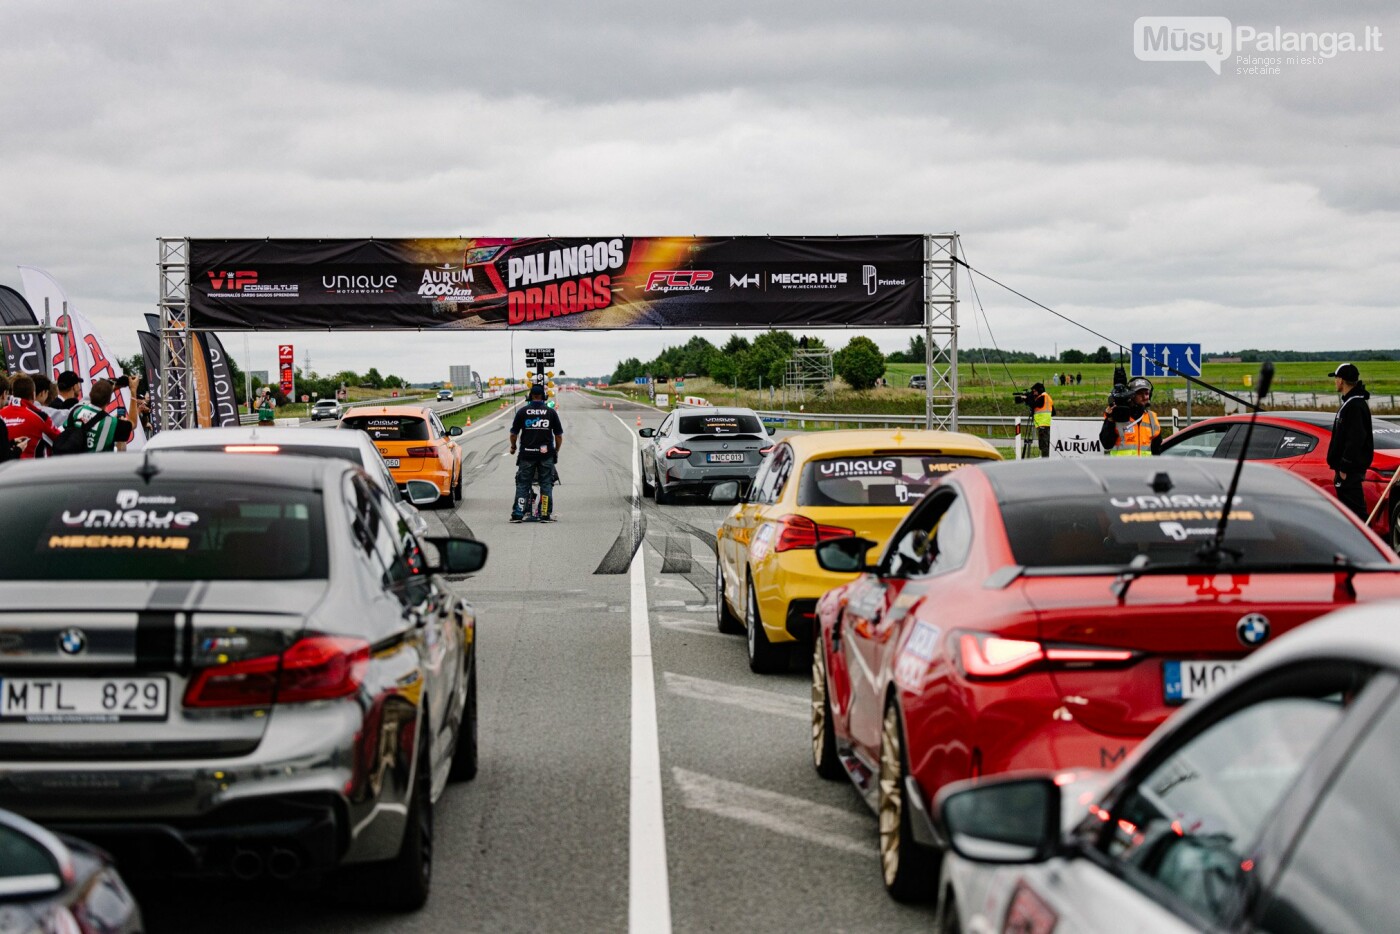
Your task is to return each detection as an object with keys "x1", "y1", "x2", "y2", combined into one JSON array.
[{"x1": 157, "y1": 234, "x2": 959, "y2": 429}]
